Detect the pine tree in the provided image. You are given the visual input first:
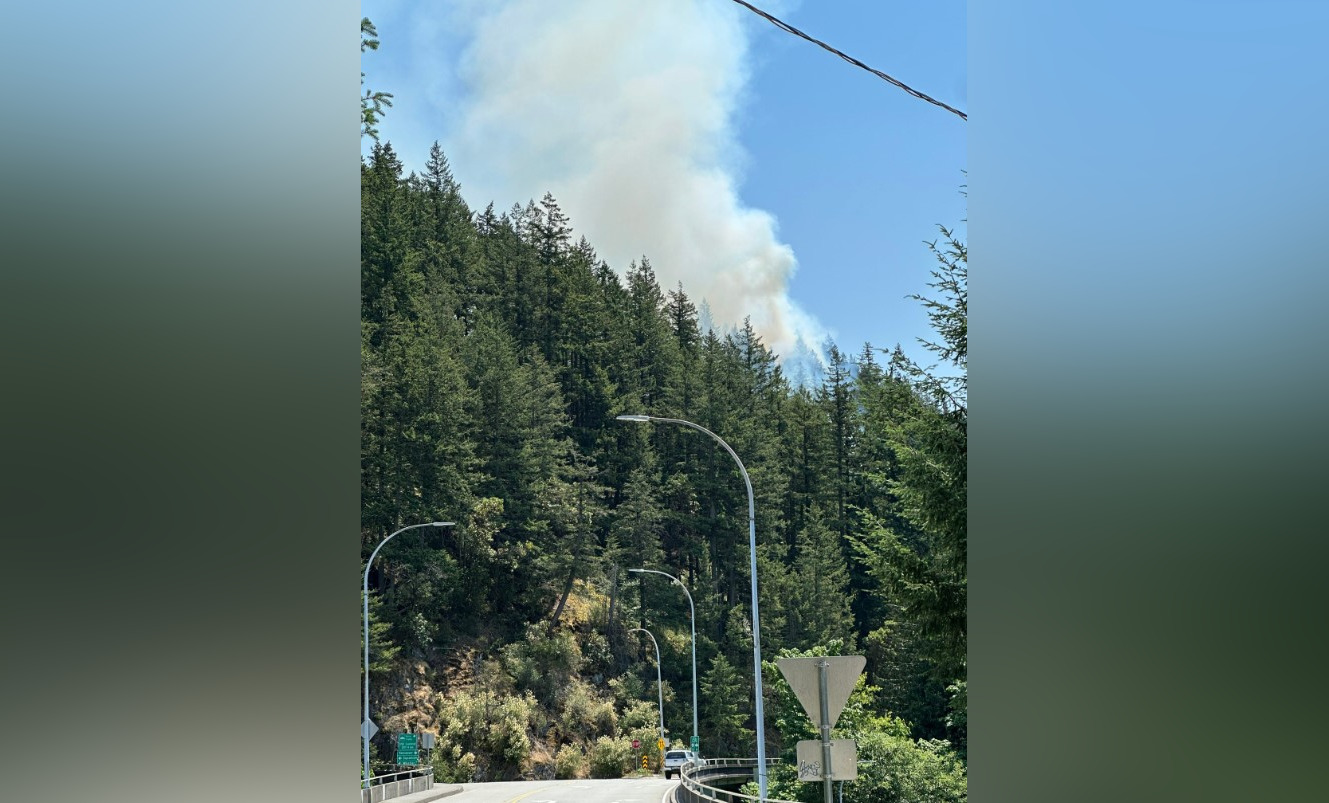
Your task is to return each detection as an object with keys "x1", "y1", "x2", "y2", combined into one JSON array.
[
  {"x1": 852, "y1": 225, "x2": 967, "y2": 681},
  {"x1": 607, "y1": 466, "x2": 668, "y2": 648},
  {"x1": 361, "y1": 142, "x2": 415, "y2": 335},
  {"x1": 781, "y1": 387, "x2": 830, "y2": 545},
  {"x1": 623, "y1": 258, "x2": 675, "y2": 411},
  {"x1": 700, "y1": 654, "x2": 753, "y2": 756},
  {"x1": 818, "y1": 343, "x2": 855, "y2": 537},
  {"x1": 787, "y1": 507, "x2": 854, "y2": 650},
  {"x1": 533, "y1": 193, "x2": 573, "y2": 357},
  {"x1": 361, "y1": 18, "x2": 394, "y2": 142},
  {"x1": 665, "y1": 283, "x2": 701, "y2": 415}
]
